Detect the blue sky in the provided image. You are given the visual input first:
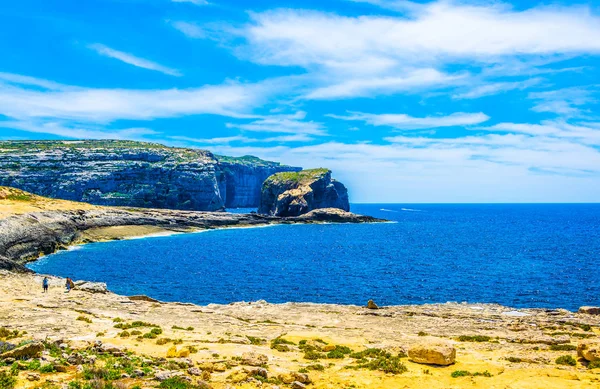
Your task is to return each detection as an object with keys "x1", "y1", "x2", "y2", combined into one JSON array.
[{"x1": 1, "y1": 0, "x2": 600, "y2": 203}]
